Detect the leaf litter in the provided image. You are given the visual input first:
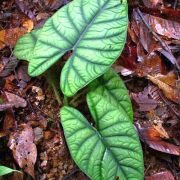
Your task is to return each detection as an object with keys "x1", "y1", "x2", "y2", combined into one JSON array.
[{"x1": 0, "y1": 0, "x2": 180, "y2": 179}]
